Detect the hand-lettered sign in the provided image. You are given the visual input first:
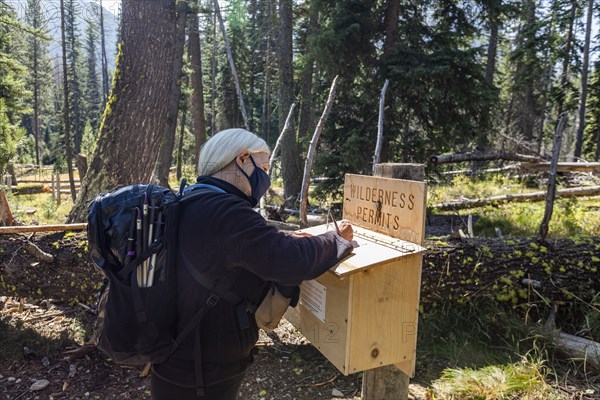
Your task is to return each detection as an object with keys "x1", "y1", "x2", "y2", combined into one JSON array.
[{"x1": 343, "y1": 174, "x2": 427, "y2": 245}]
